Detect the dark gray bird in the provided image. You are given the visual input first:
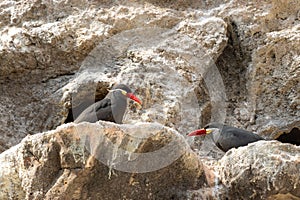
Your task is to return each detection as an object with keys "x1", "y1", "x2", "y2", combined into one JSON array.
[
  {"x1": 74, "y1": 84, "x2": 142, "y2": 124},
  {"x1": 187, "y1": 123, "x2": 264, "y2": 152}
]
